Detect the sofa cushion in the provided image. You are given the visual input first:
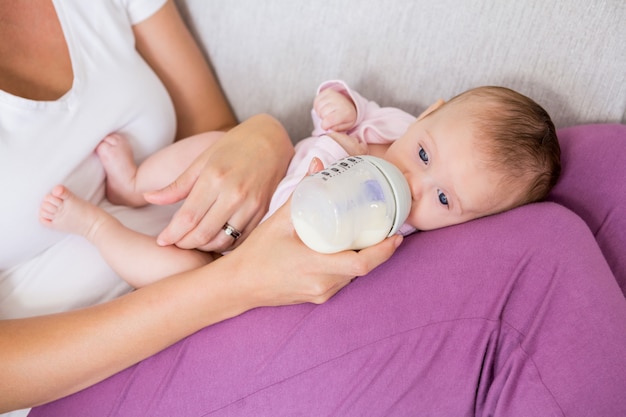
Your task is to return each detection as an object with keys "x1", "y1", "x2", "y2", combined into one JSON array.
[{"x1": 548, "y1": 123, "x2": 626, "y2": 294}]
